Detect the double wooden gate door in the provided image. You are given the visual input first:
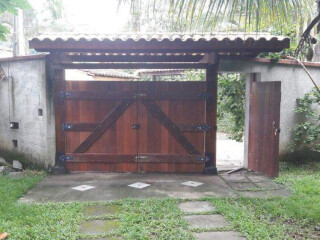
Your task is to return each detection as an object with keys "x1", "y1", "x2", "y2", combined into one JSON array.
[{"x1": 63, "y1": 81, "x2": 209, "y2": 173}]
